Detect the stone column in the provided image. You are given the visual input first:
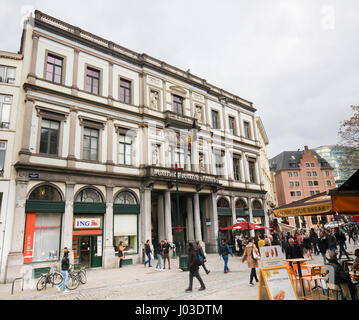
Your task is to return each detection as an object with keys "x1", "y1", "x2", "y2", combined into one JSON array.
[
  {"x1": 63, "y1": 183, "x2": 75, "y2": 251},
  {"x1": 71, "y1": 48, "x2": 80, "y2": 95},
  {"x1": 186, "y1": 196, "x2": 194, "y2": 242},
  {"x1": 19, "y1": 99, "x2": 34, "y2": 163},
  {"x1": 157, "y1": 193, "x2": 165, "y2": 241},
  {"x1": 193, "y1": 193, "x2": 202, "y2": 242},
  {"x1": 103, "y1": 186, "x2": 115, "y2": 268},
  {"x1": 164, "y1": 190, "x2": 173, "y2": 243},
  {"x1": 27, "y1": 32, "x2": 39, "y2": 84},
  {"x1": 231, "y1": 196, "x2": 237, "y2": 225},
  {"x1": 6, "y1": 180, "x2": 28, "y2": 281},
  {"x1": 207, "y1": 192, "x2": 218, "y2": 253},
  {"x1": 200, "y1": 198, "x2": 208, "y2": 243},
  {"x1": 67, "y1": 108, "x2": 77, "y2": 168},
  {"x1": 247, "y1": 197, "x2": 255, "y2": 237},
  {"x1": 141, "y1": 188, "x2": 152, "y2": 244},
  {"x1": 108, "y1": 62, "x2": 114, "y2": 105}
]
